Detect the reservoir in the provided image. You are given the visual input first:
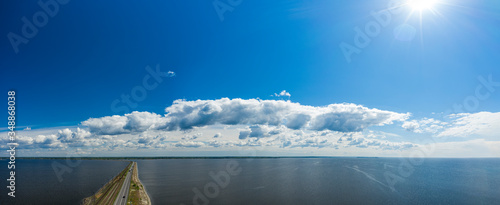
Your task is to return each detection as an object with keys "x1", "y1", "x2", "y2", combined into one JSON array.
[
  {"x1": 1, "y1": 158, "x2": 500, "y2": 204},
  {"x1": 137, "y1": 158, "x2": 500, "y2": 205},
  {"x1": 0, "y1": 159, "x2": 129, "y2": 205}
]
